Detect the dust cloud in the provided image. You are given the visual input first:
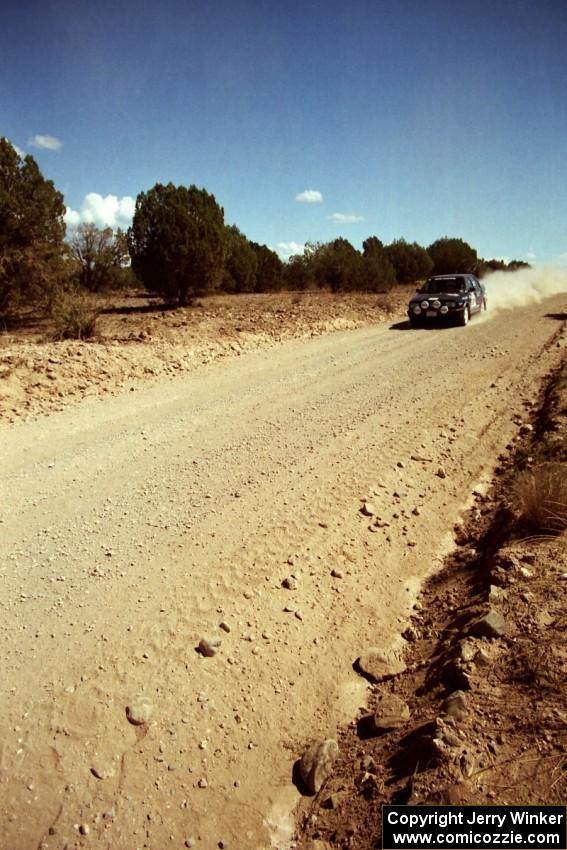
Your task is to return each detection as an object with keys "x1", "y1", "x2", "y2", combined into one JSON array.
[{"x1": 482, "y1": 265, "x2": 567, "y2": 317}]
